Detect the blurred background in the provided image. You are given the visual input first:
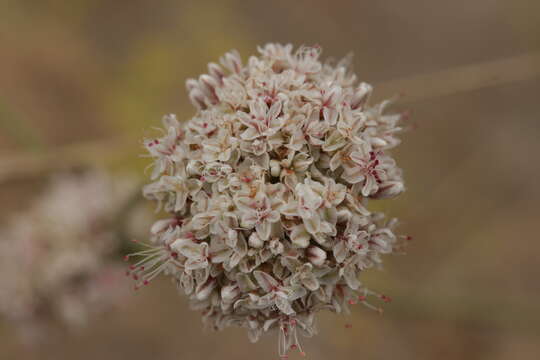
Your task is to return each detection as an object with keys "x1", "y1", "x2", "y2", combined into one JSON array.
[{"x1": 1, "y1": 0, "x2": 539, "y2": 359}]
